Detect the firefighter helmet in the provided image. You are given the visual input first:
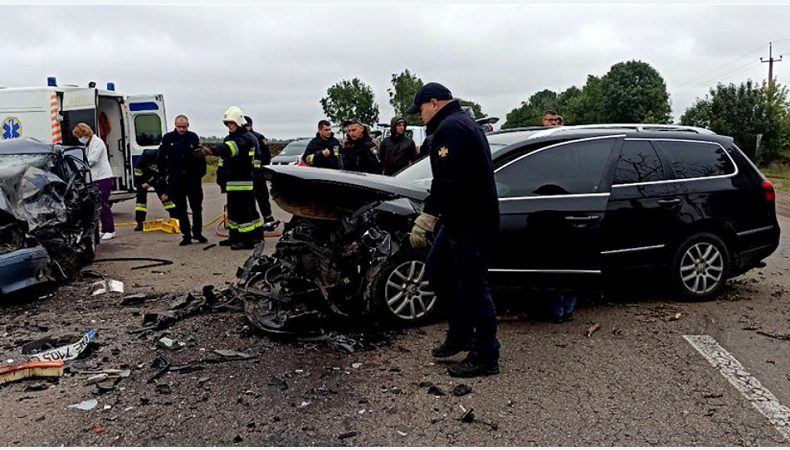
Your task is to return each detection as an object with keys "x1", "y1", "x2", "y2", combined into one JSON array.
[{"x1": 223, "y1": 106, "x2": 246, "y2": 126}]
